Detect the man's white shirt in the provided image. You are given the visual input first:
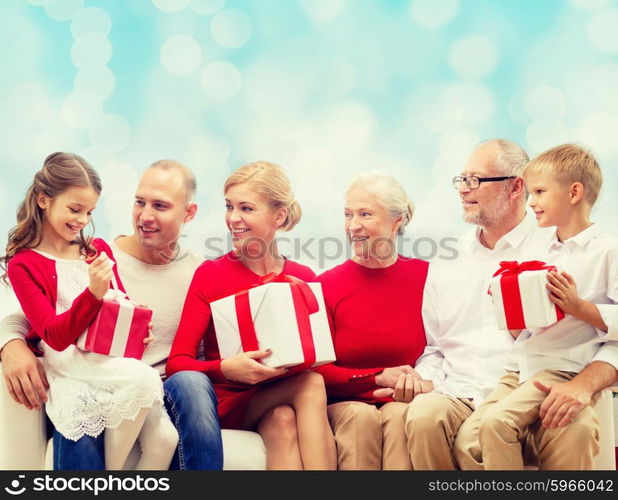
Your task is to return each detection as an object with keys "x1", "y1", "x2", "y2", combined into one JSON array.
[{"x1": 416, "y1": 216, "x2": 552, "y2": 404}]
